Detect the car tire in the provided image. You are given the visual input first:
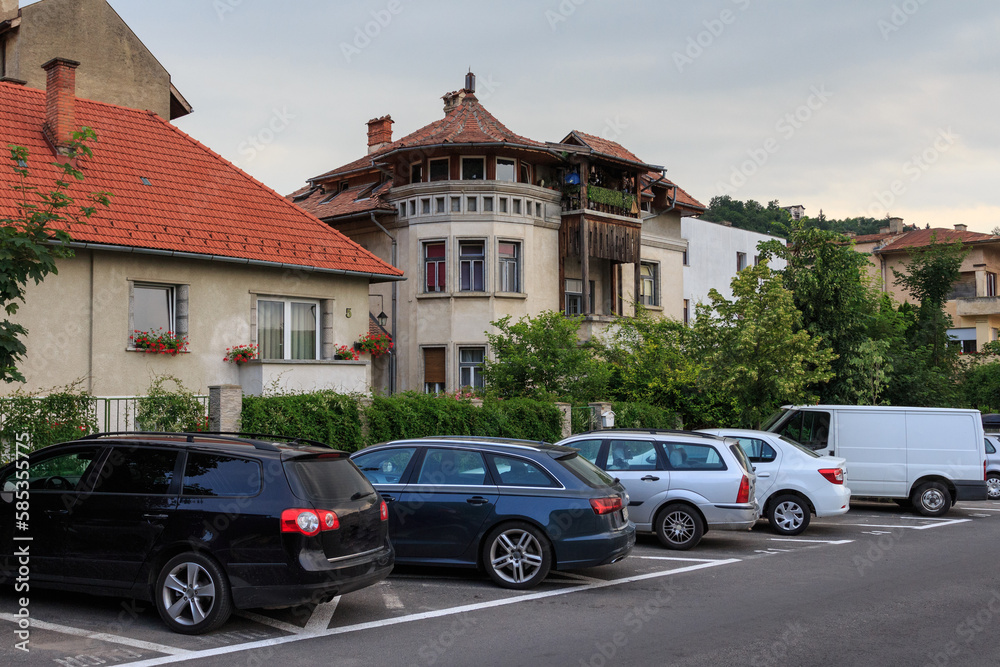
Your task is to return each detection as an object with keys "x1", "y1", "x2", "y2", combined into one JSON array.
[
  {"x1": 987, "y1": 473, "x2": 1000, "y2": 500},
  {"x1": 911, "y1": 481, "x2": 951, "y2": 517},
  {"x1": 155, "y1": 552, "x2": 233, "y2": 634},
  {"x1": 482, "y1": 522, "x2": 552, "y2": 590},
  {"x1": 767, "y1": 495, "x2": 811, "y2": 536},
  {"x1": 654, "y1": 504, "x2": 704, "y2": 550}
]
